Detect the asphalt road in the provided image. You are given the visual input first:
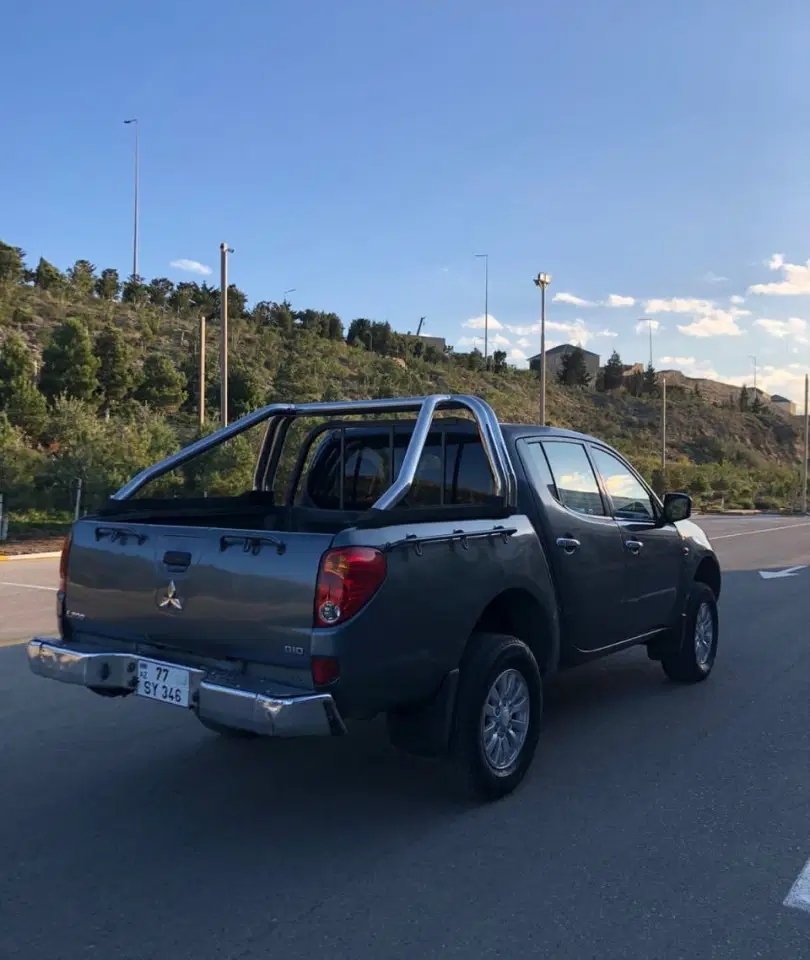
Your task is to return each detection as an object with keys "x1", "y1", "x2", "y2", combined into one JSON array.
[{"x1": 3, "y1": 516, "x2": 810, "y2": 959}]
